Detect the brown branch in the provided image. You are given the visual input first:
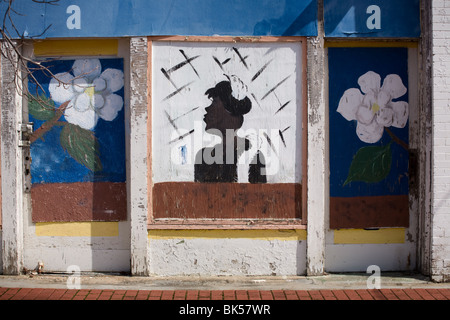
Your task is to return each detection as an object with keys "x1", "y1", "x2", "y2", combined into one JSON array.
[
  {"x1": 385, "y1": 127, "x2": 409, "y2": 151},
  {"x1": 30, "y1": 101, "x2": 69, "y2": 143}
]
